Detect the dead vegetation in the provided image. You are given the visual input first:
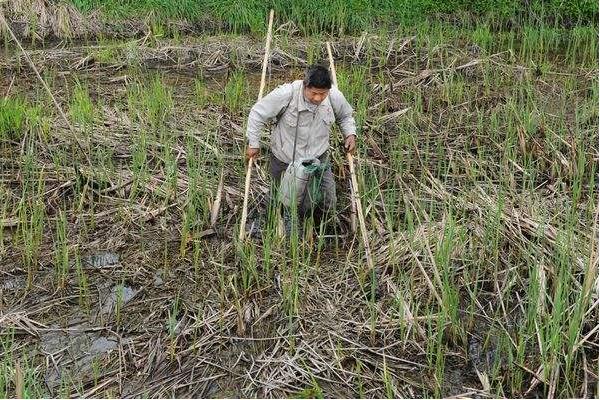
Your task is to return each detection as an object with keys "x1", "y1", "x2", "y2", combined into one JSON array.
[{"x1": 0, "y1": 22, "x2": 598, "y2": 399}]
